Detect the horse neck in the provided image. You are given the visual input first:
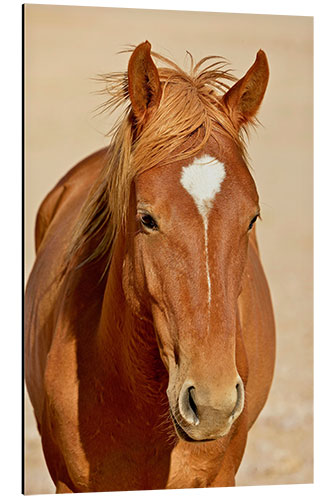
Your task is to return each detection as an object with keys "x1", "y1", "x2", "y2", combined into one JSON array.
[{"x1": 96, "y1": 232, "x2": 169, "y2": 410}]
